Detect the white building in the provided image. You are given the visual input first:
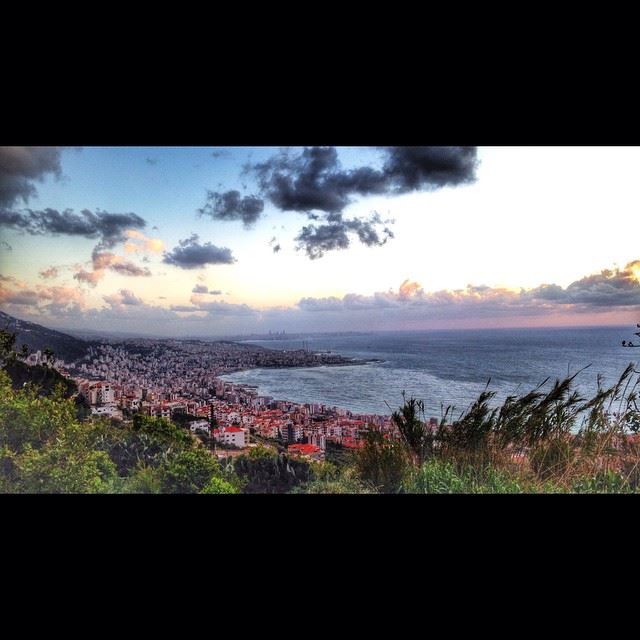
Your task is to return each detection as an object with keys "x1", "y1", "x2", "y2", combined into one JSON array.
[
  {"x1": 213, "y1": 426, "x2": 247, "y2": 448},
  {"x1": 190, "y1": 420, "x2": 211, "y2": 435}
]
